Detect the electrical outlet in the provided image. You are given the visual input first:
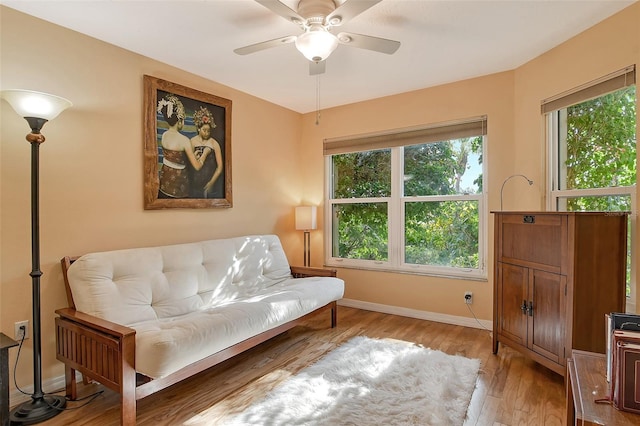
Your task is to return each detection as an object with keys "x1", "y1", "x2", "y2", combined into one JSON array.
[
  {"x1": 15, "y1": 320, "x2": 29, "y2": 340},
  {"x1": 464, "y1": 291, "x2": 473, "y2": 305}
]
